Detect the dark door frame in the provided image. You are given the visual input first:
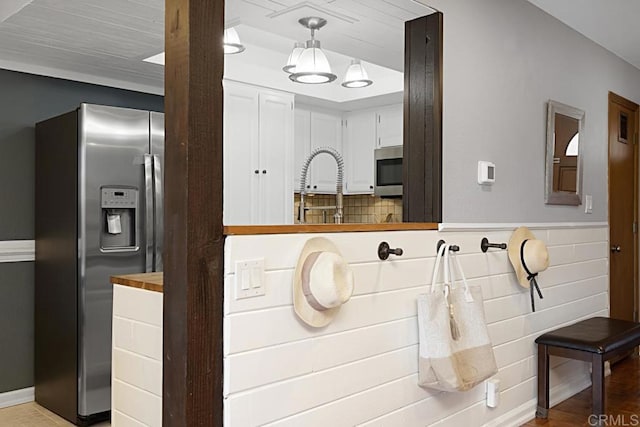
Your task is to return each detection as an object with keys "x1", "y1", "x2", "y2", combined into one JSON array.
[
  {"x1": 162, "y1": 1, "x2": 443, "y2": 425},
  {"x1": 608, "y1": 91, "x2": 639, "y2": 323}
]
